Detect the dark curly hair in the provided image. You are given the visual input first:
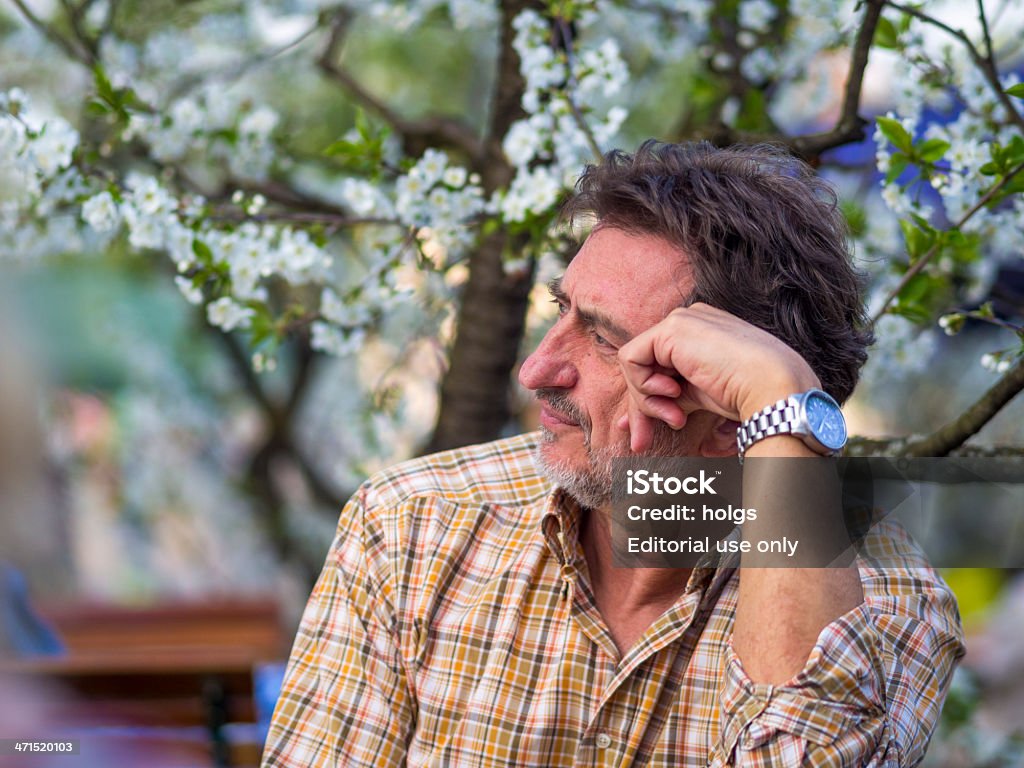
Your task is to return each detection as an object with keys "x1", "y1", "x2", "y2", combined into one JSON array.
[{"x1": 562, "y1": 140, "x2": 874, "y2": 404}]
